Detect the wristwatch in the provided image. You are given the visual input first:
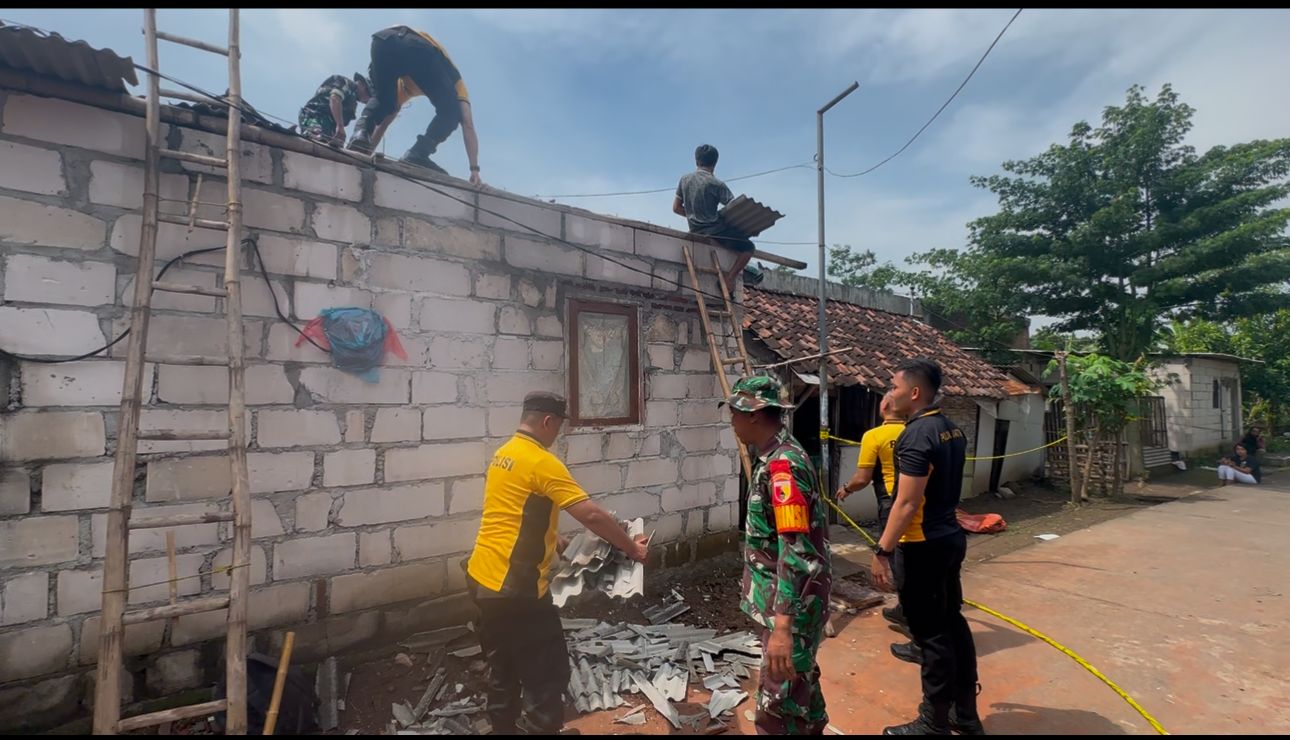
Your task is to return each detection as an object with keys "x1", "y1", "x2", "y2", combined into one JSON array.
[{"x1": 872, "y1": 544, "x2": 894, "y2": 558}]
